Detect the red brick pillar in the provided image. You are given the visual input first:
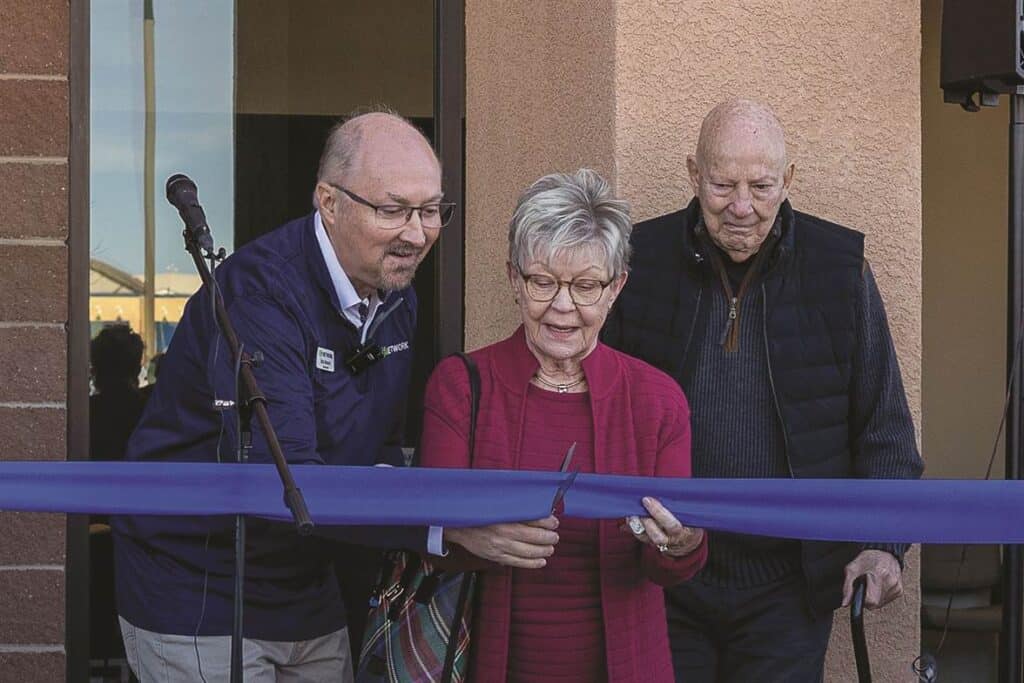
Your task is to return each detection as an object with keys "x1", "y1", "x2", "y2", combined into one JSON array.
[{"x1": 0, "y1": 1, "x2": 71, "y2": 679}]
